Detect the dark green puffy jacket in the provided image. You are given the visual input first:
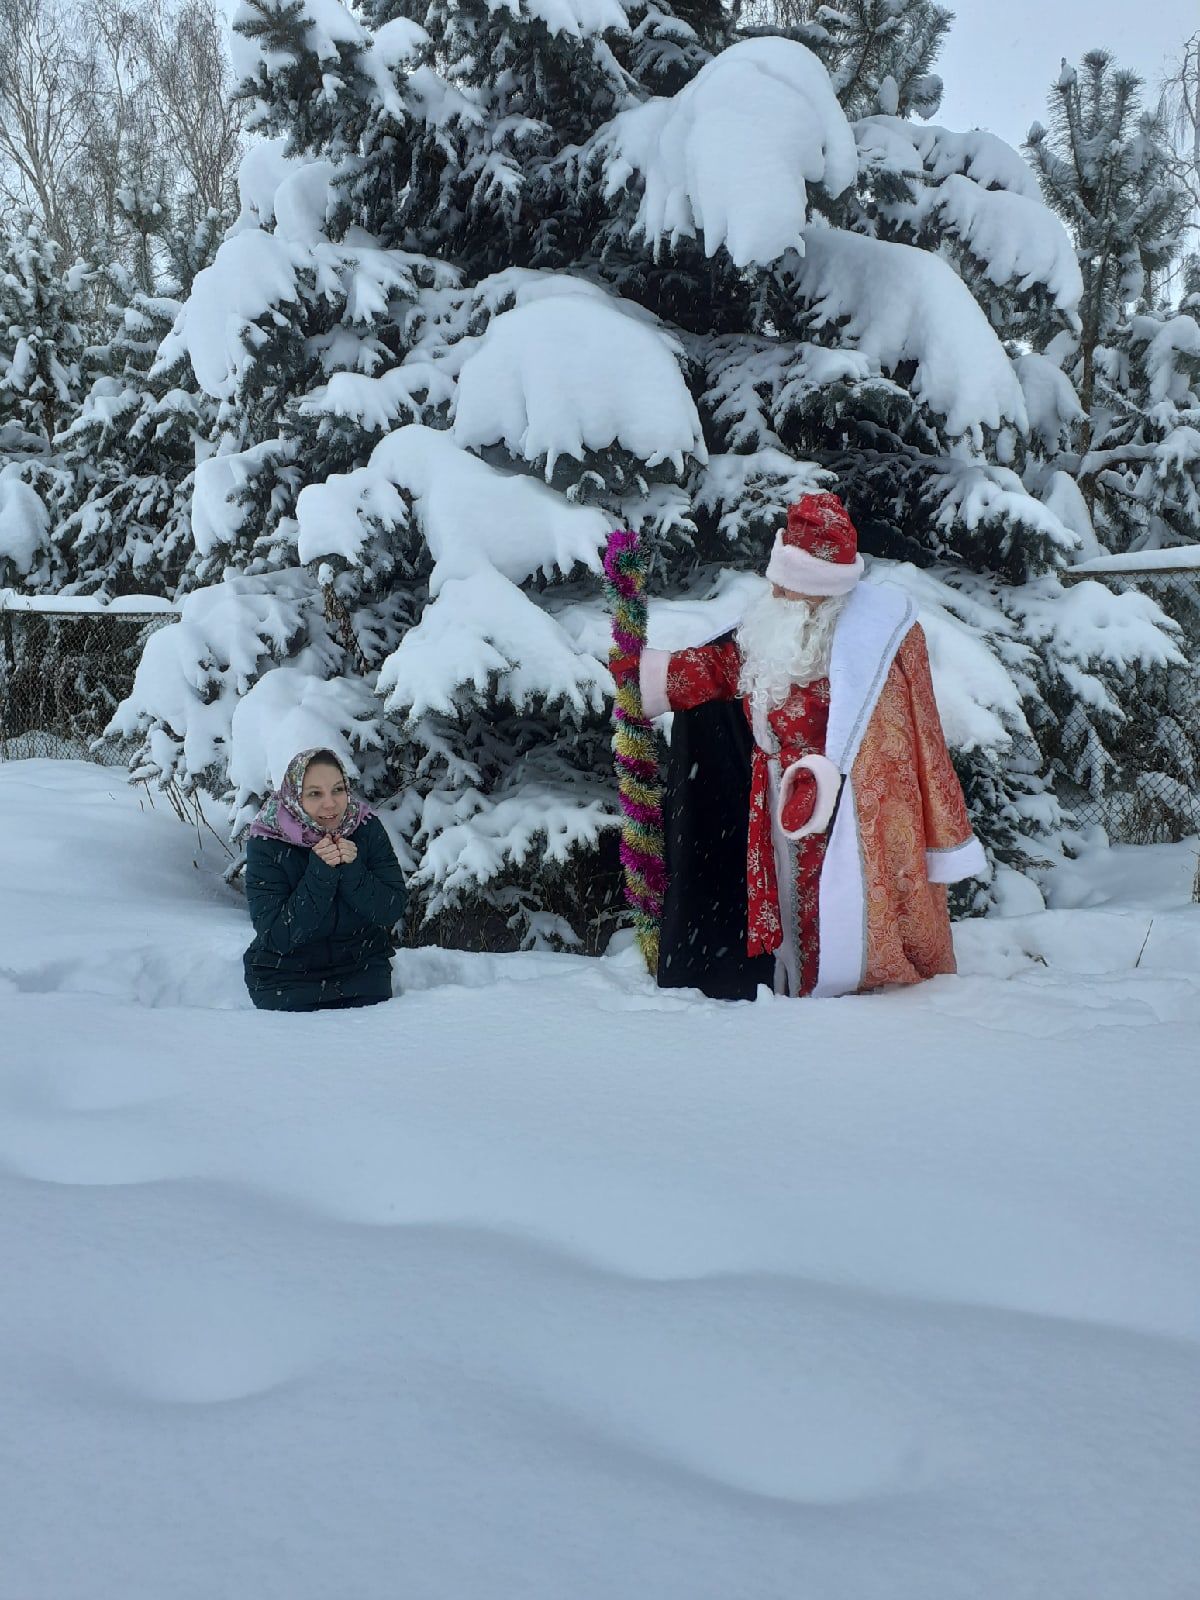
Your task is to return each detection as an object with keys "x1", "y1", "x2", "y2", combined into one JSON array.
[{"x1": 243, "y1": 816, "x2": 408, "y2": 1010}]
